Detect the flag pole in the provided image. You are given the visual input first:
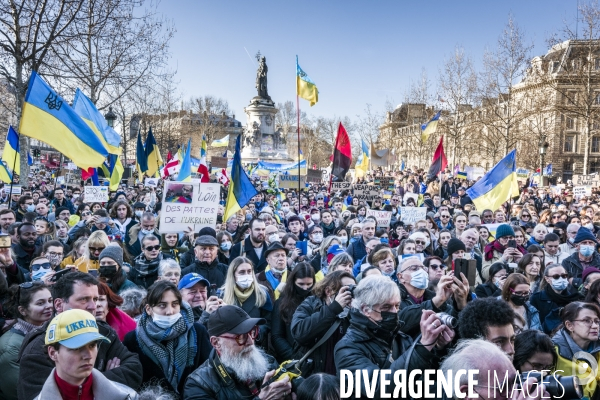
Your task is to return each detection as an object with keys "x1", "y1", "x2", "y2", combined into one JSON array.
[
  {"x1": 296, "y1": 94, "x2": 301, "y2": 195},
  {"x1": 7, "y1": 129, "x2": 20, "y2": 209}
]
